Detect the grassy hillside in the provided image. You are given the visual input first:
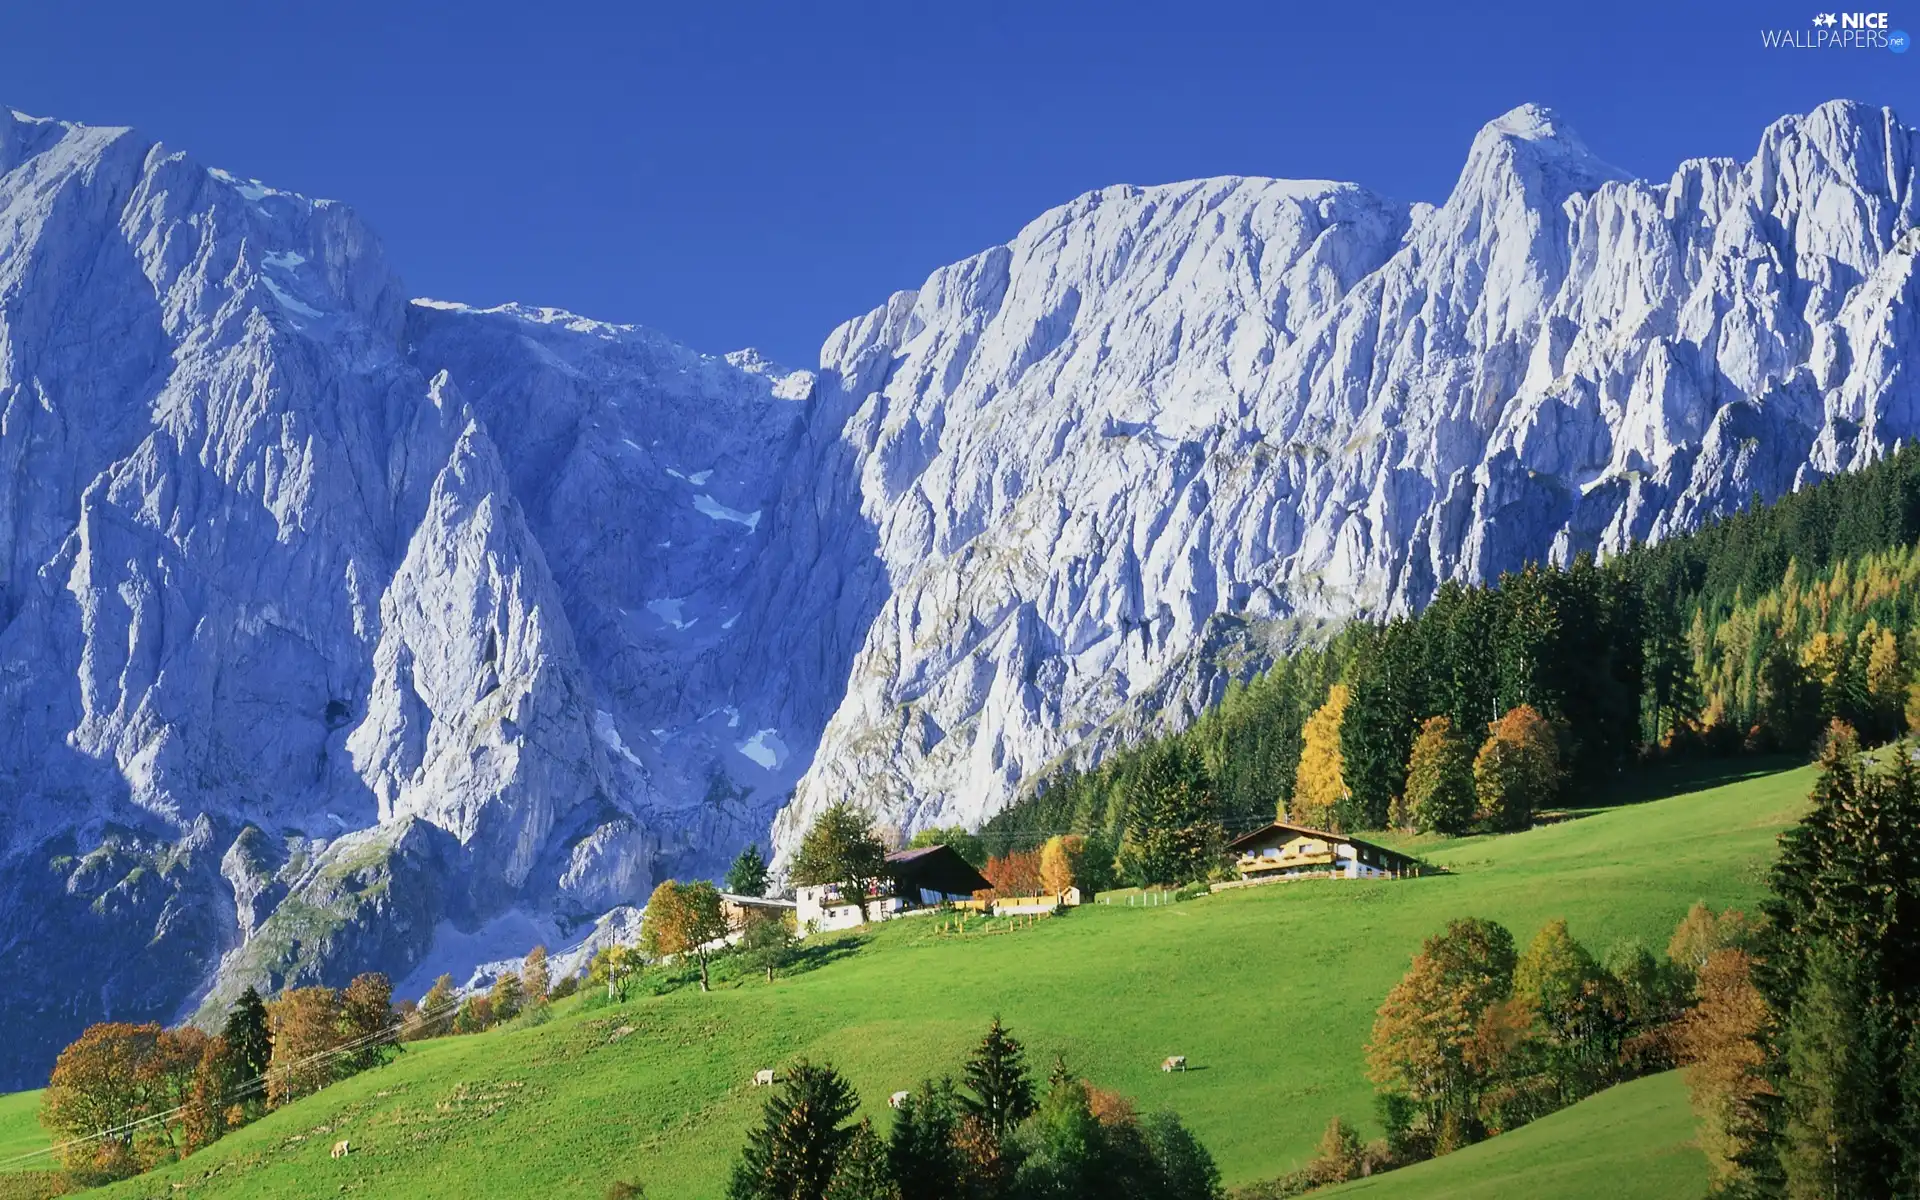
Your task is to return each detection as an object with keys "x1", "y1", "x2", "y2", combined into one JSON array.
[
  {"x1": 19, "y1": 761, "x2": 1804, "y2": 1199},
  {"x1": 0, "y1": 1091, "x2": 47, "y2": 1169},
  {"x1": 0, "y1": 1090, "x2": 60, "y2": 1200},
  {"x1": 1321, "y1": 1071, "x2": 1707, "y2": 1199}
]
